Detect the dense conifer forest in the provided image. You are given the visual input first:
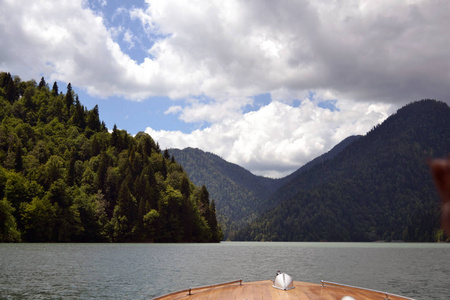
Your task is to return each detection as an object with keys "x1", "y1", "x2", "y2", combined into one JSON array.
[
  {"x1": 170, "y1": 136, "x2": 364, "y2": 239},
  {"x1": 169, "y1": 148, "x2": 285, "y2": 238},
  {"x1": 0, "y1": 72, "x2": 222, "y2": 243}
]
